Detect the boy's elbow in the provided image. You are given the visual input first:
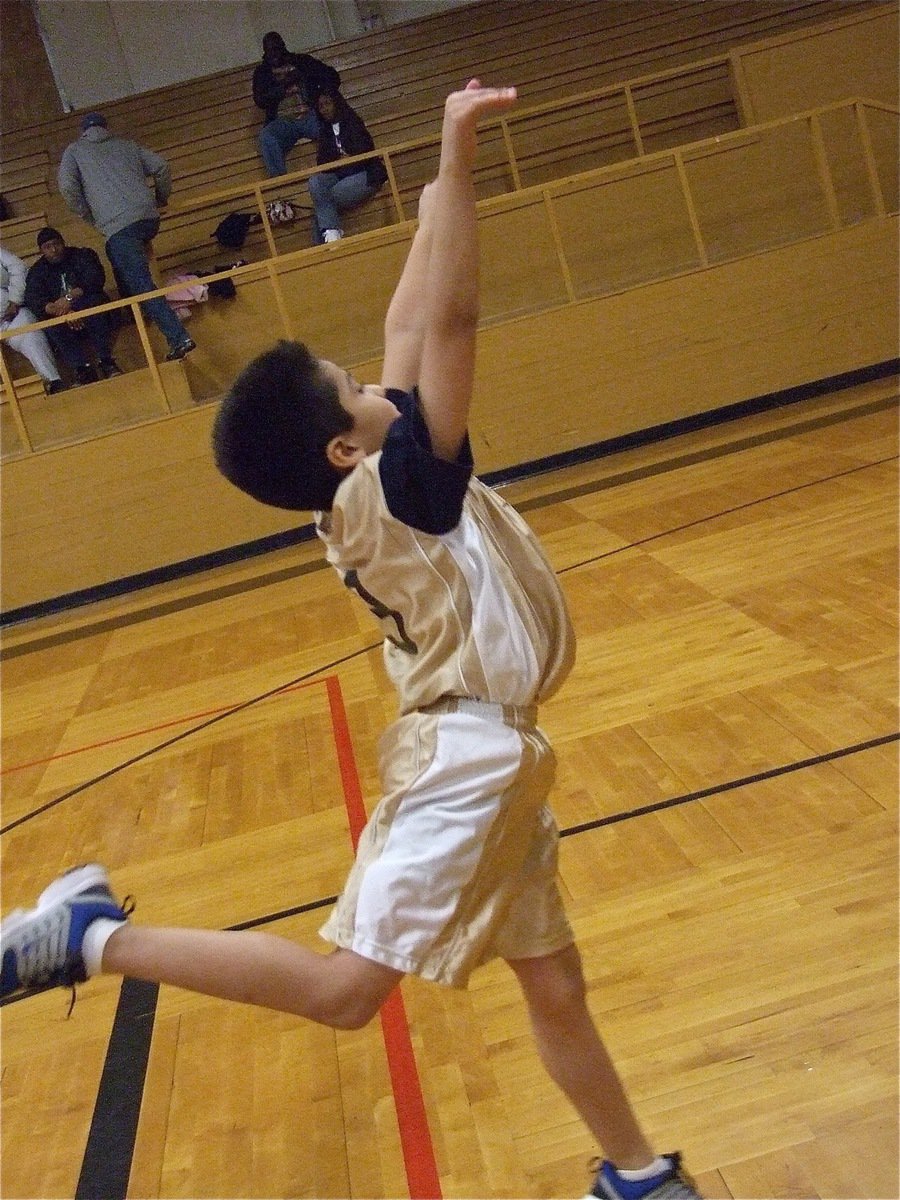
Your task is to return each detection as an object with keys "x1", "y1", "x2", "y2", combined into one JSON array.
[{"x1": 431, "y1": 305, "x2": 478, "y2": 338}]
